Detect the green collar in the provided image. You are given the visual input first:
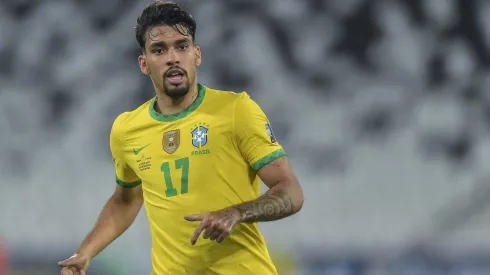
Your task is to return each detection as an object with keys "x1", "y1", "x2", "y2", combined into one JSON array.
[{"x1": 149, "y1": 84, "x2": 206, "y2": 122}]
